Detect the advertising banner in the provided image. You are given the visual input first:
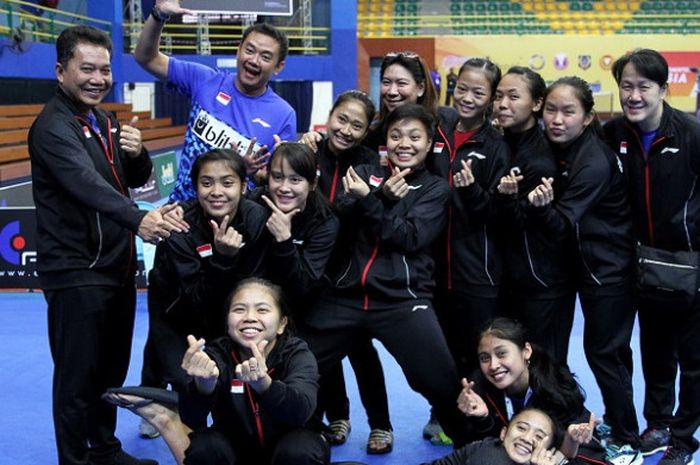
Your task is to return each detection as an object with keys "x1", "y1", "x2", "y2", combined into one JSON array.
[{"x1": 436, "y1": 34, "x2": 700, "y2": 113}]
